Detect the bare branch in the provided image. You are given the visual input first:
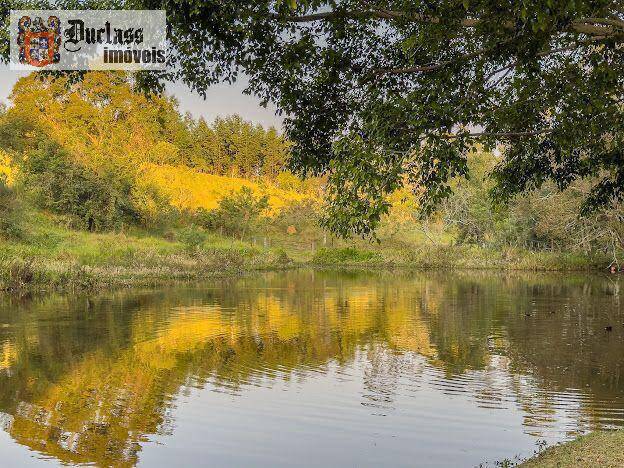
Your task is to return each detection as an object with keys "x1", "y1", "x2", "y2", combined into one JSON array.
[
  {"x1": 372, "y1": 48, "x2": 486, "y2": 75},
  {"x1": 445, "y1": 130, "x2": 552, "y2": 139},
  {"x1": 582, "y1": 16, "x2": 624, "y2": 29}
]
